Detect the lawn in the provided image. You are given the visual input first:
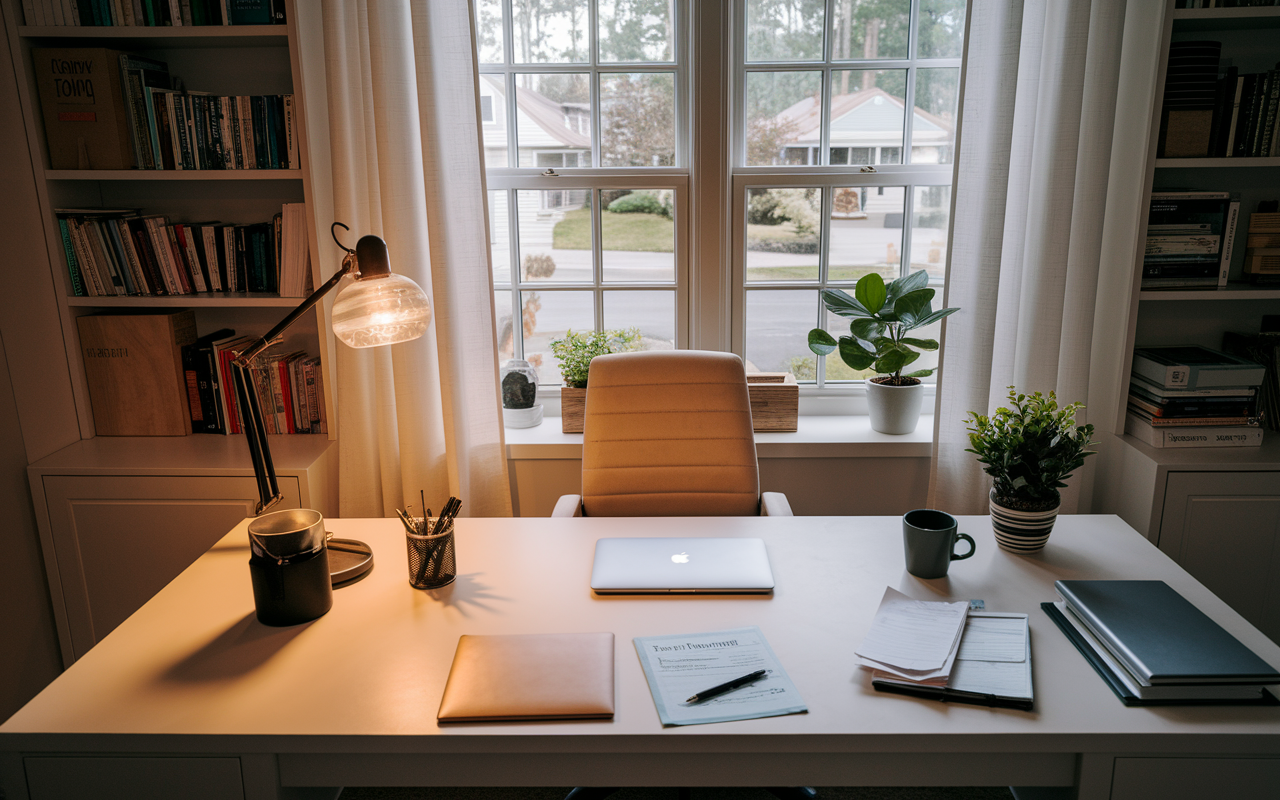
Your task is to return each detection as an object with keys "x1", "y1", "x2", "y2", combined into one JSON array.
[{"x1": 553, "y1": 207, "x2": 674, "y2": 252}]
